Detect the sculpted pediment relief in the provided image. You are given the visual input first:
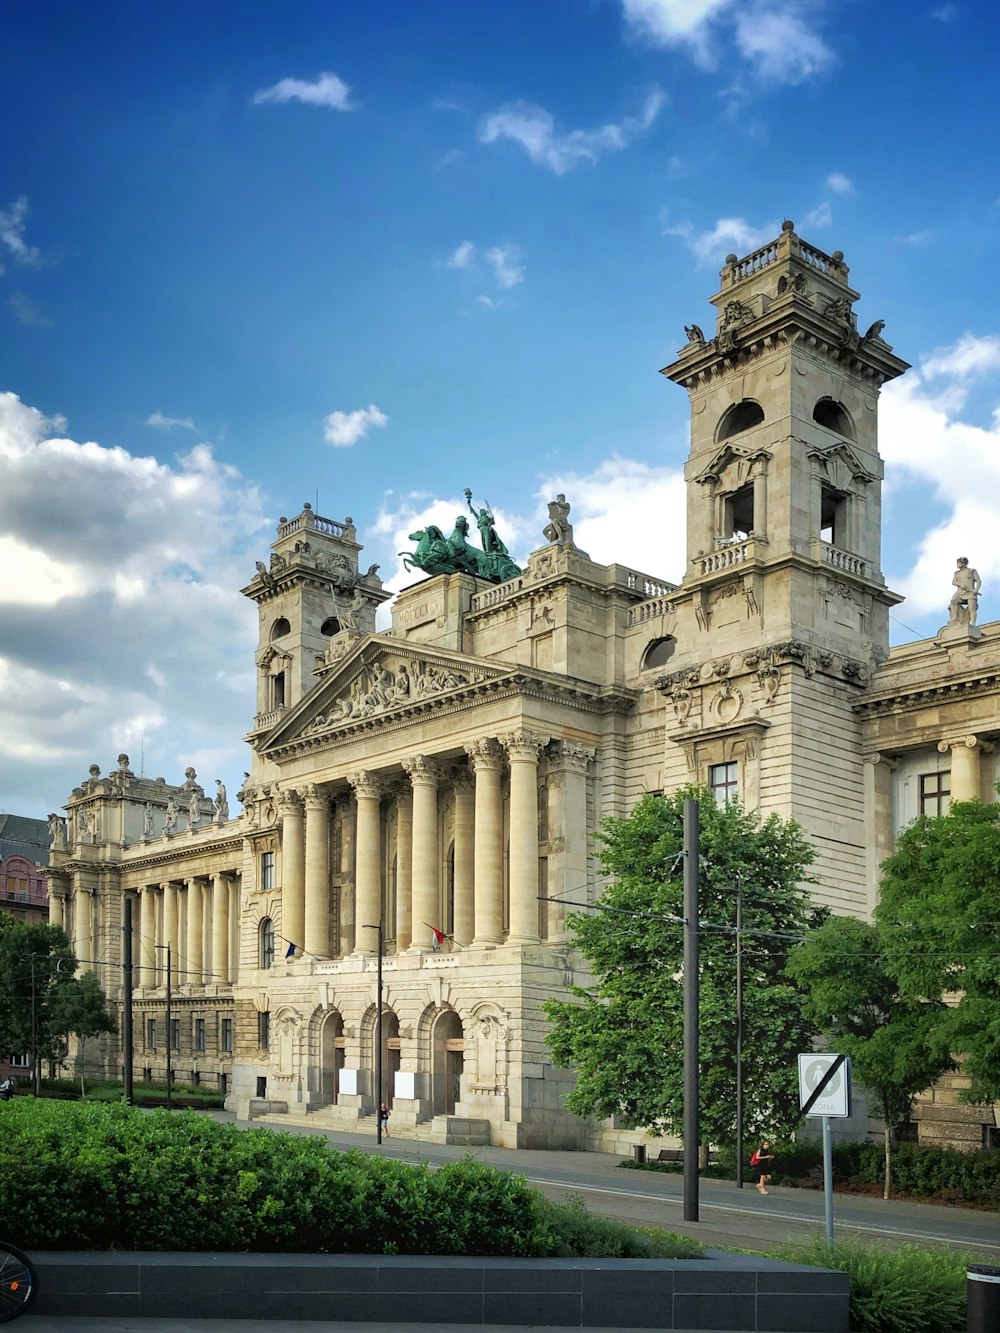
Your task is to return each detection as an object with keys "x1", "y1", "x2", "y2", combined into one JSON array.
[
  {"x1": 808, "y1": 441, "x2": 877, "y2": 489},
  {"x1": 264, "y1": 637, "x2": 513, "y2": 748}
]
